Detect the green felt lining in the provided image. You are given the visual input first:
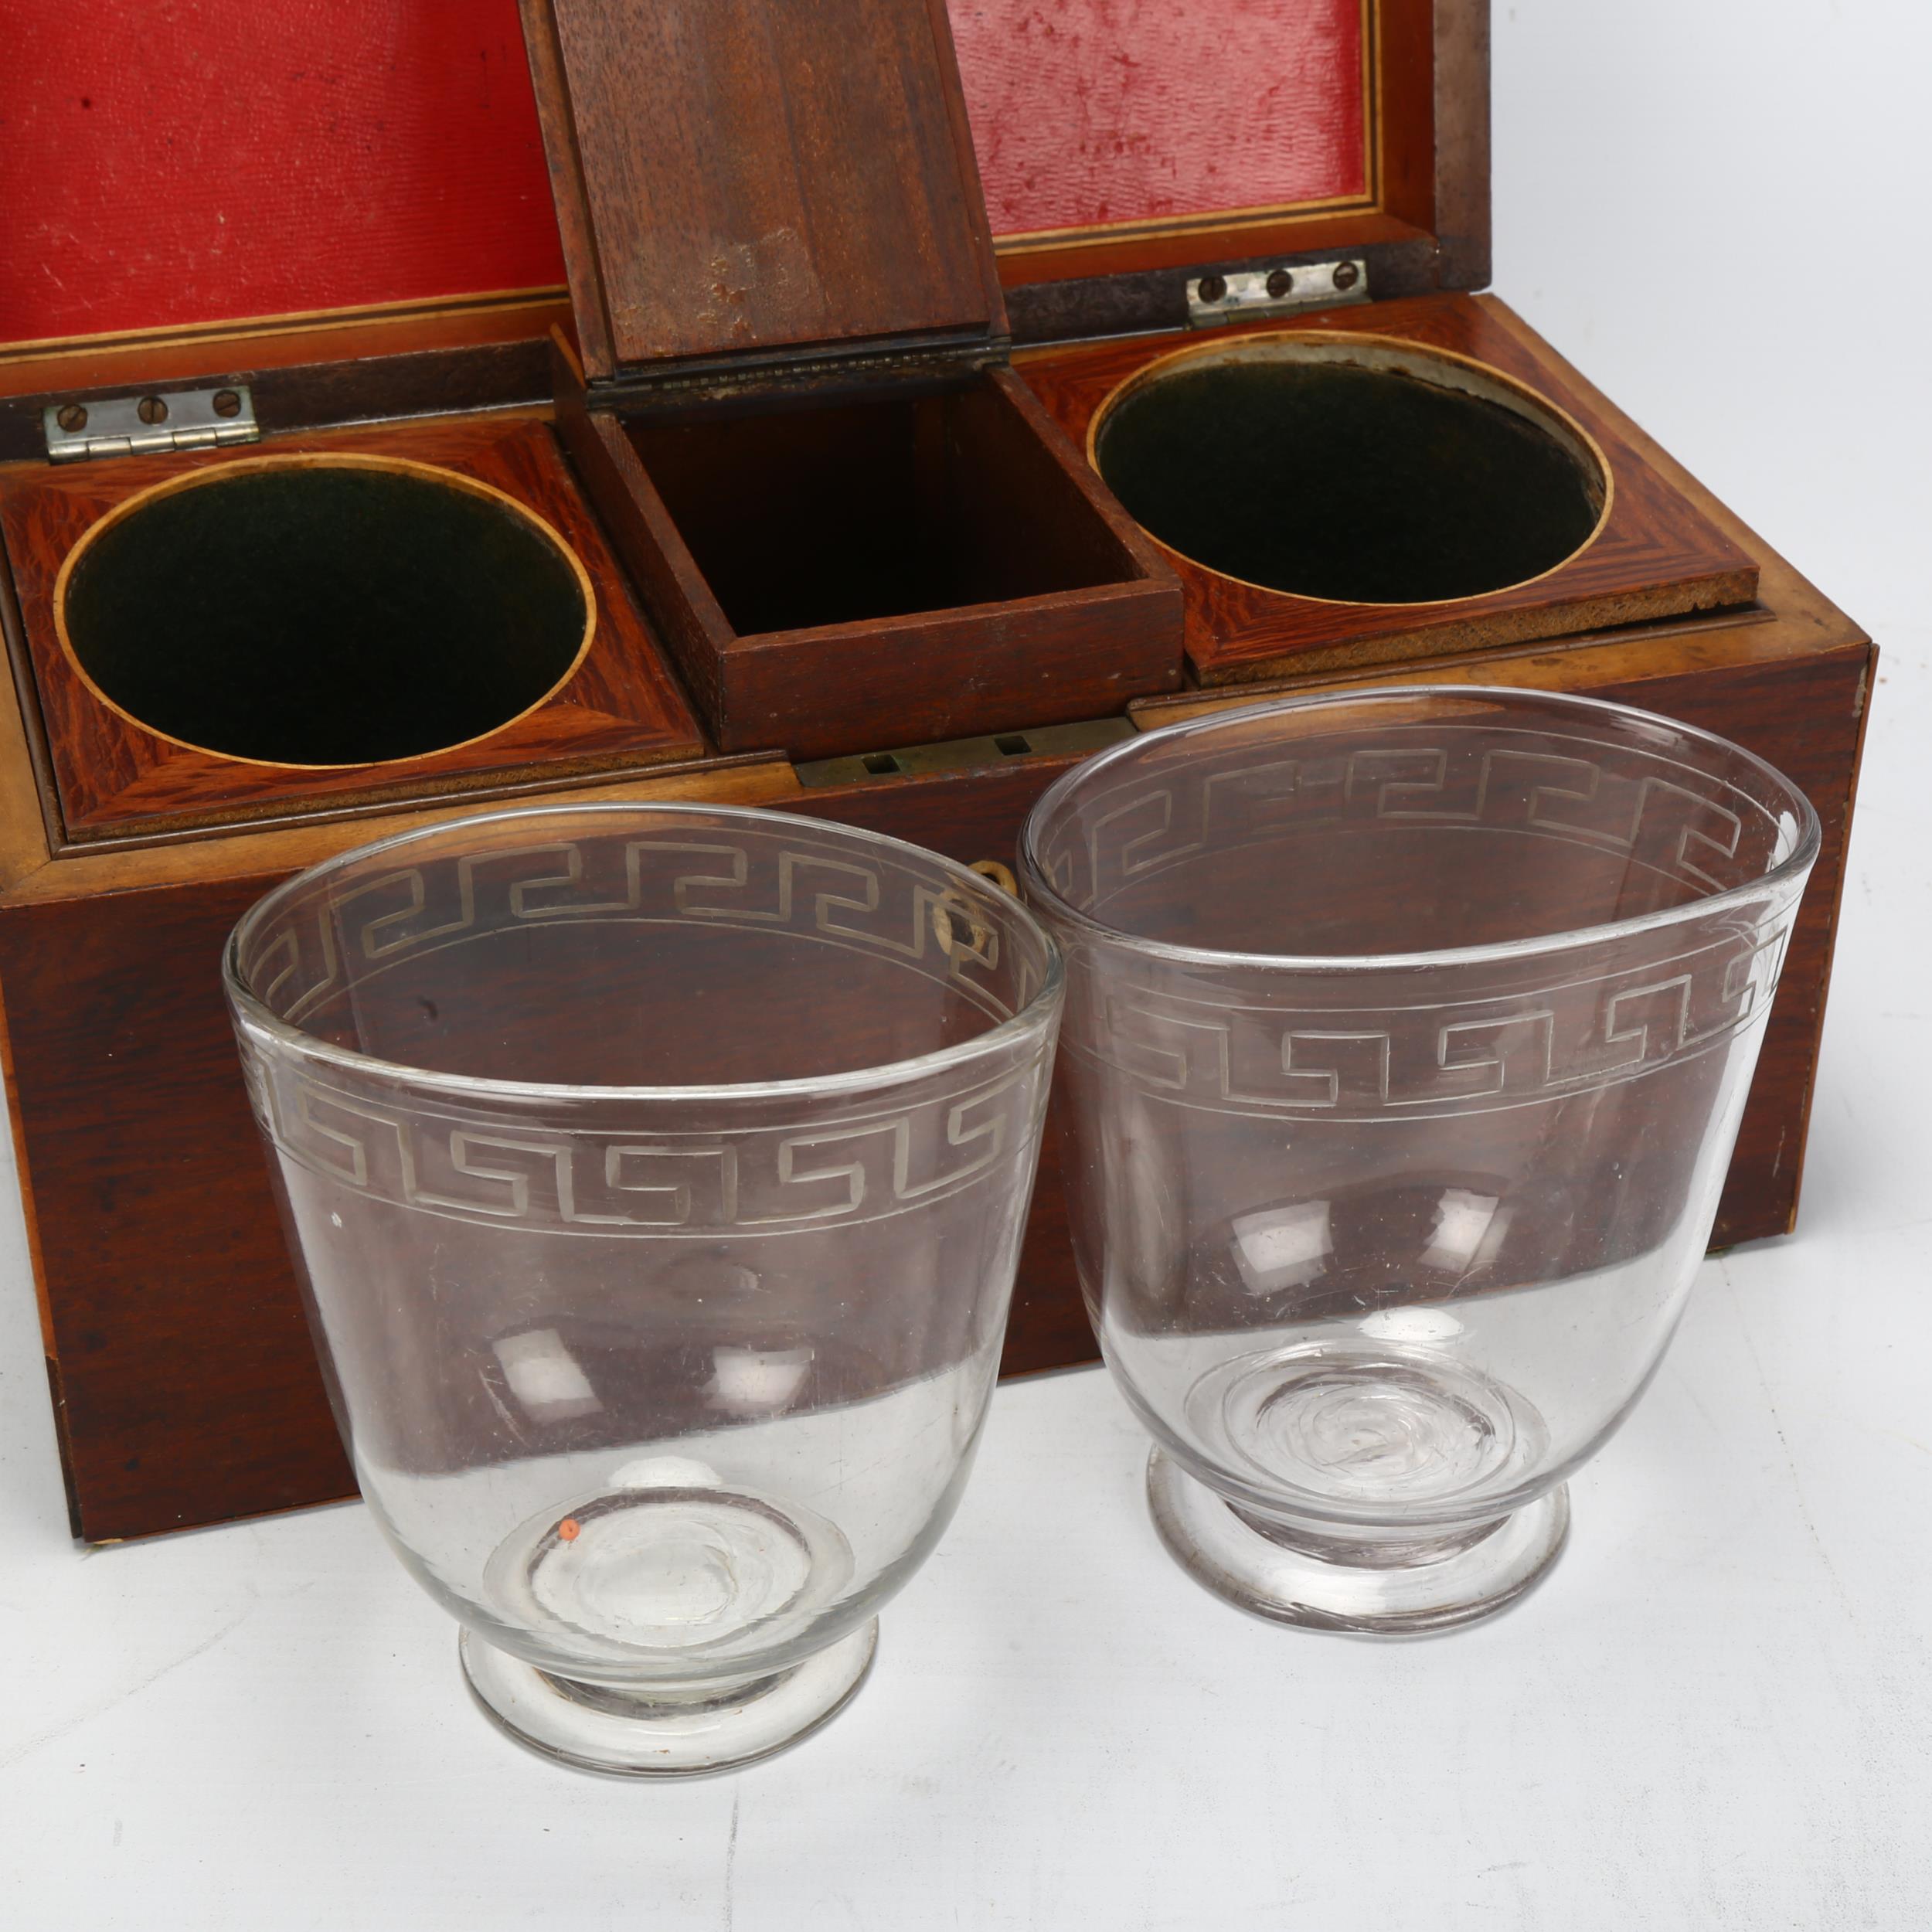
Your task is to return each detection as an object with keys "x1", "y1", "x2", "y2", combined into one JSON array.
[
  {"x1": 1094, "y1": 357, "x2": 1604, "y2": 605},
  {"x1": 61, "y1": 464, "x2": 589, "y2": 766}
]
